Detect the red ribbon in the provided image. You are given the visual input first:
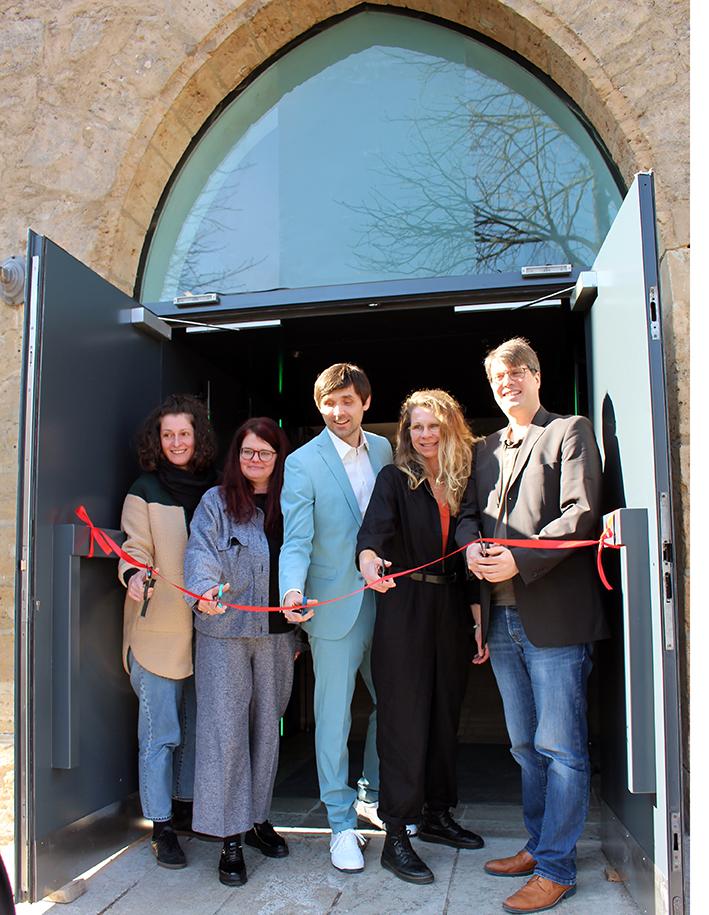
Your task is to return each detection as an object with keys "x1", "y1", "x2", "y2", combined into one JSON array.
[{"x1": 75, "y1": 505, "x2": 621, "y2": 612}]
